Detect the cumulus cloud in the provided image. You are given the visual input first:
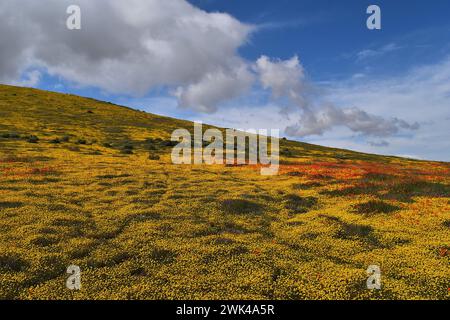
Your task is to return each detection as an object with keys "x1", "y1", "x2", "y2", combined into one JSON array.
[
  {"x1": 255, "y1": 56, "x2": 419, "y2": 138},
  {"x1": 256, "y1": 55, "x2": 307, "y2": 105},
  {"x1": 285, "y1": 106, "x2": 419, "y2": 138},
  {"x1": 308, "y1": 56, "x2": 450, "y2": 161},
  {"x1": 174, "y1": 63, "x2": 254, "y2": 113},
  {"x1": 0, "y1": 0, "x2": 253, "y2": 111}
]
